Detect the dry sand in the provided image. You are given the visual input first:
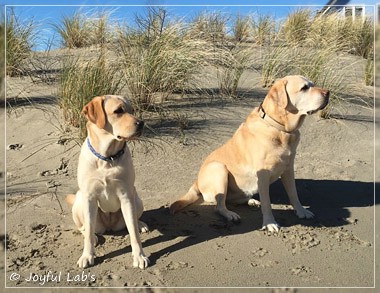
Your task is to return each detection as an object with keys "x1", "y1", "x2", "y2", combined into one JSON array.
[{"x1": 0, "y1": 50, "x2": 377, "y2": 291}]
